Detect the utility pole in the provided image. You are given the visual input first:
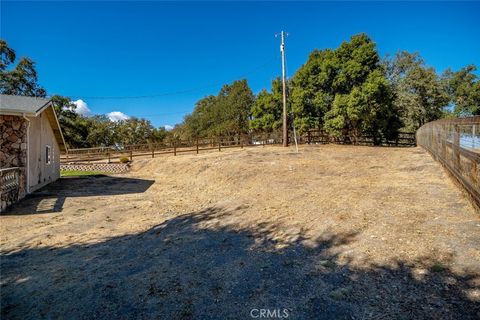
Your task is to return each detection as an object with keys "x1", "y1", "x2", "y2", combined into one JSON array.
[{"x1": 279, "y1": 31, "x2": 288, "y2": 147}]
